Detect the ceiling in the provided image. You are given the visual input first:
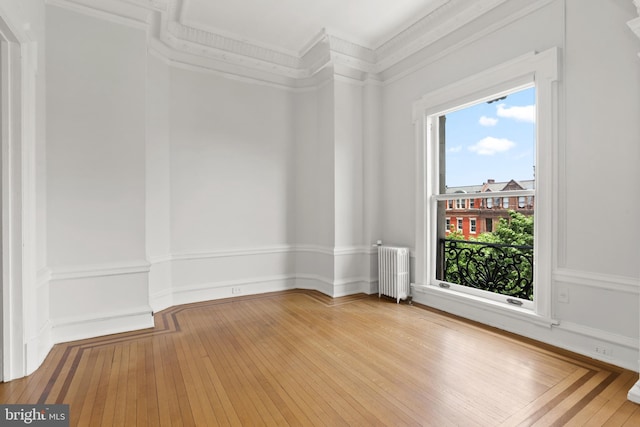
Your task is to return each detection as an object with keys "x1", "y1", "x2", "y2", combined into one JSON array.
[{"x1": 179, "y1": 0, "x2": 450, "y2": 54}]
